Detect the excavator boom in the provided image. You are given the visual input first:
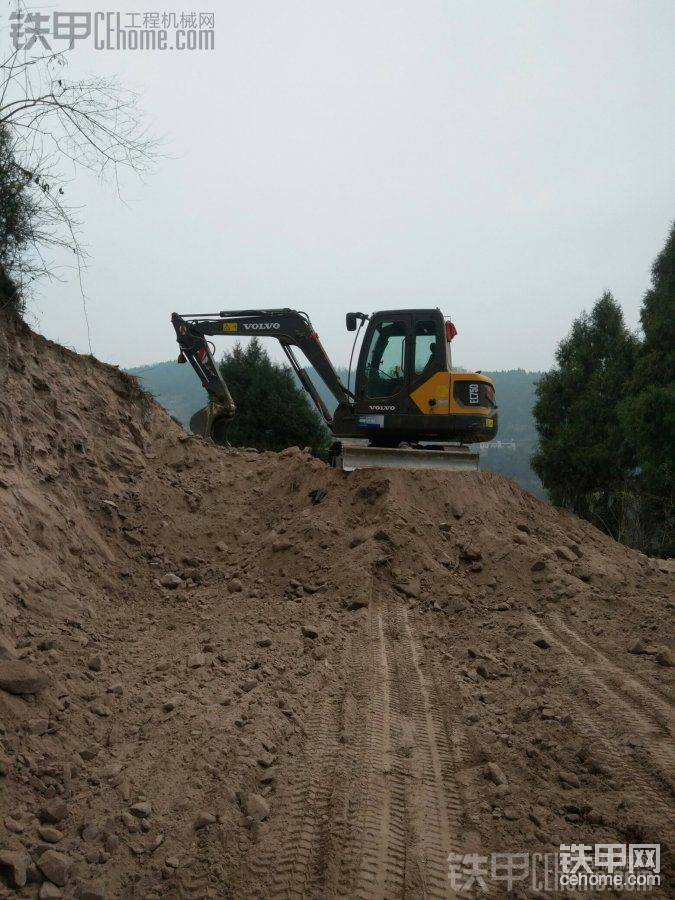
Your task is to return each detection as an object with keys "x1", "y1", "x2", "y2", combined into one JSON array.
[{"x1": 172, "y1": 309, "x2": 351, "y2": 441}]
